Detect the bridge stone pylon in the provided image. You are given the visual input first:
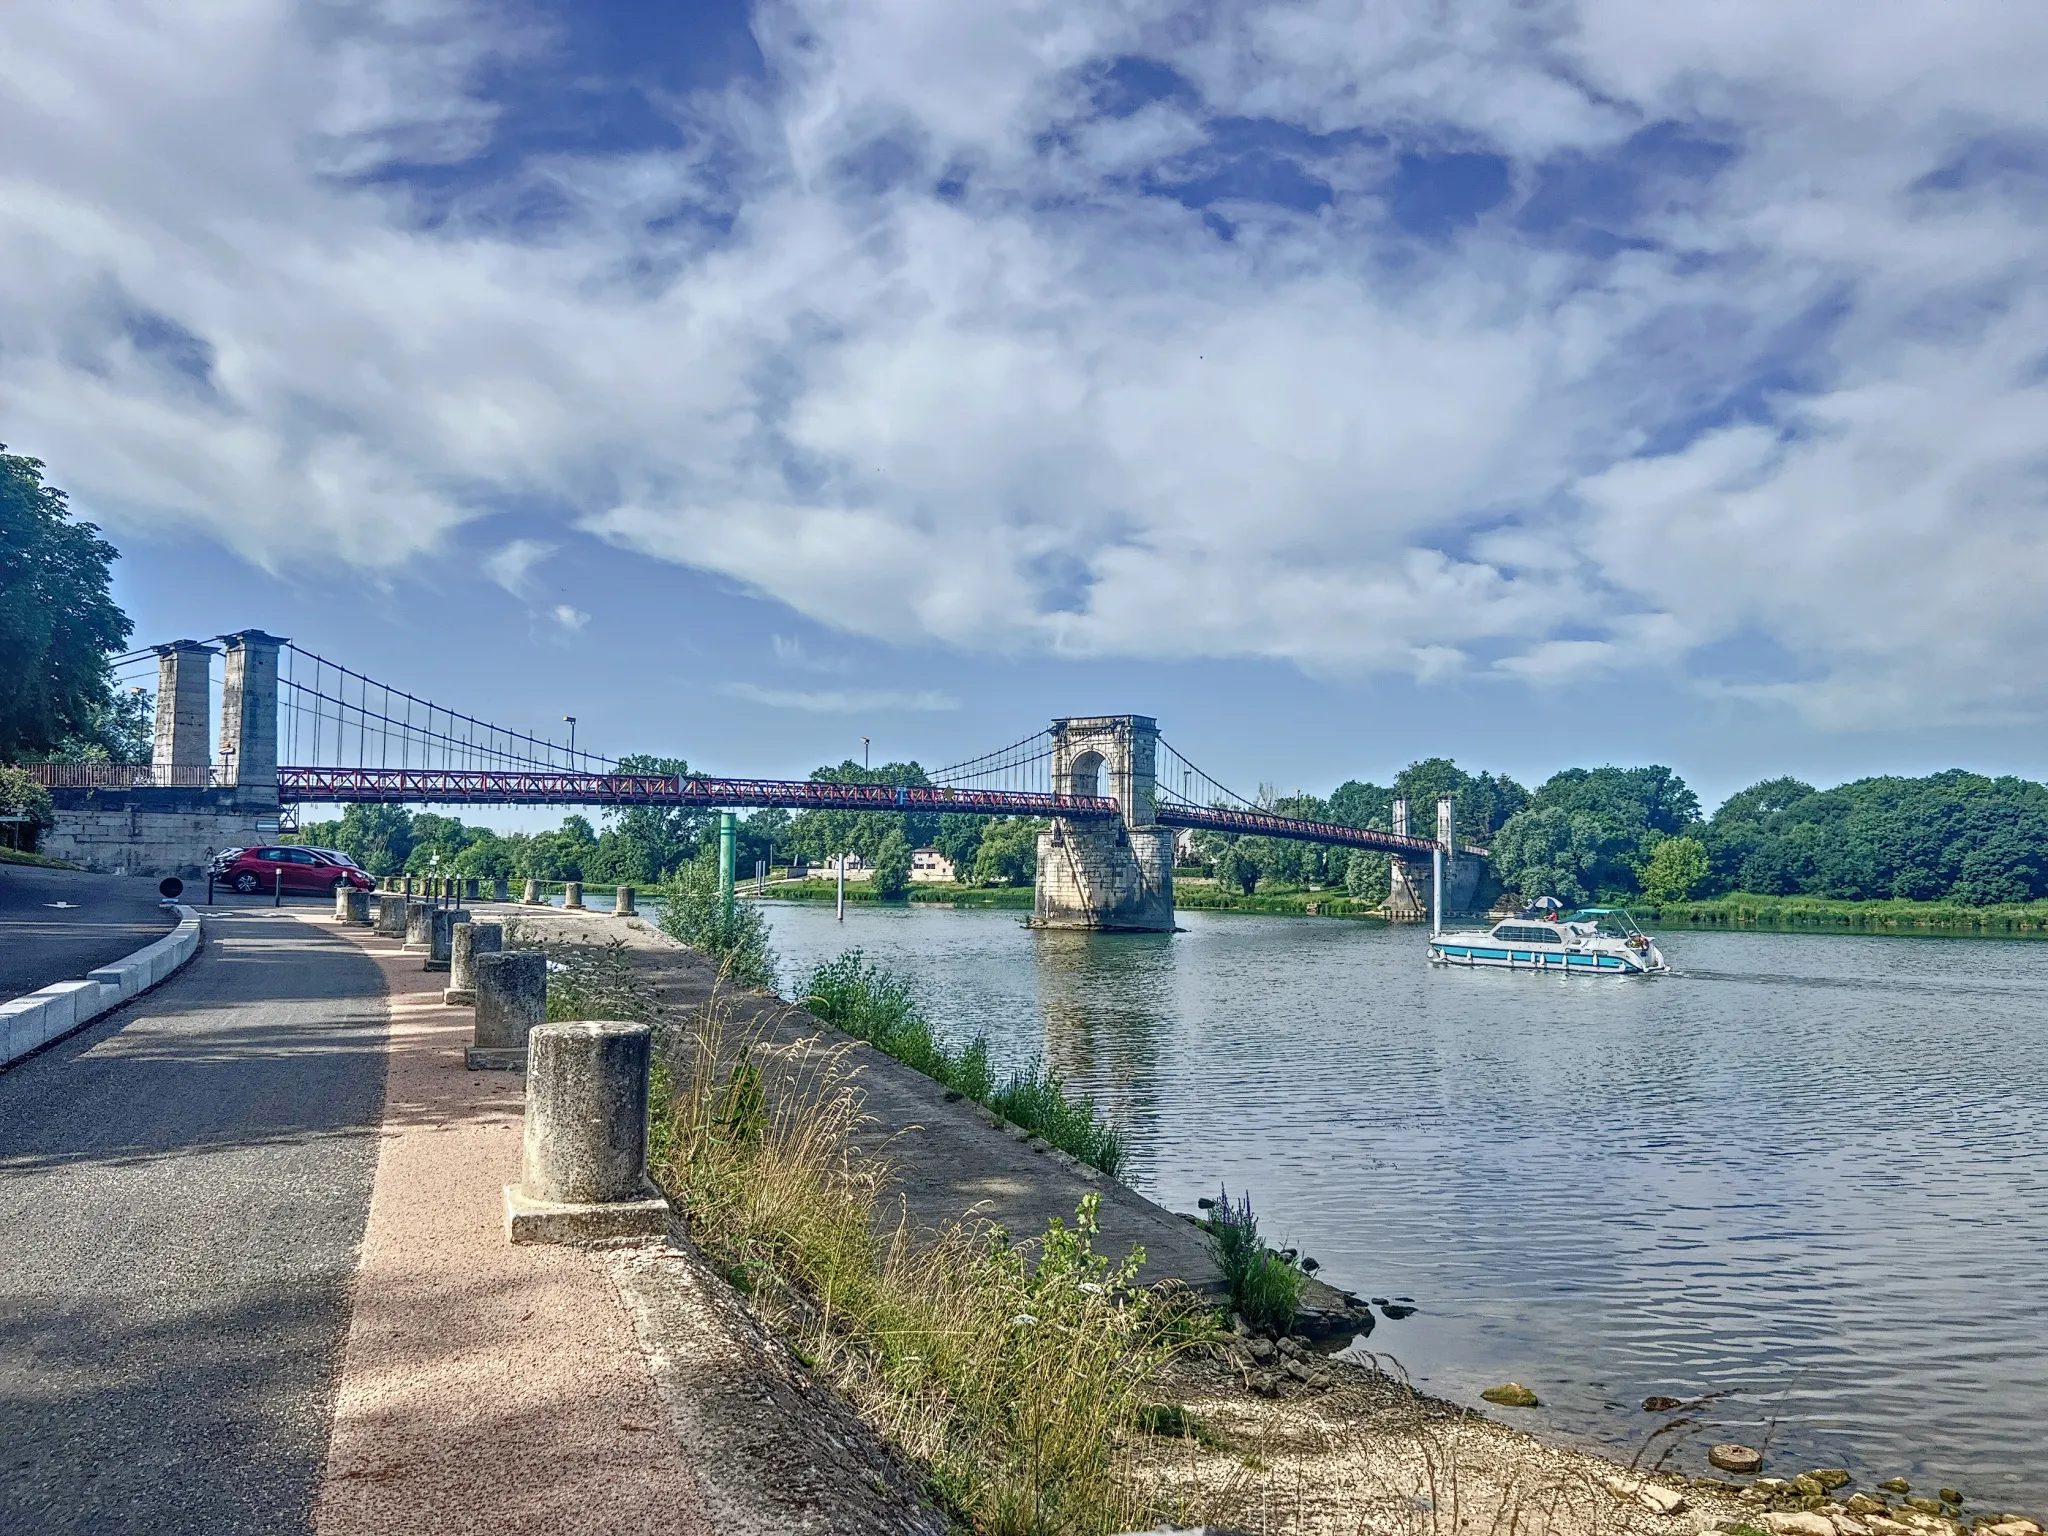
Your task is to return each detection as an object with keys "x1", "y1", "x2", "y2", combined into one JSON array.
[{"x1": 1031, "y1": 716, "x2": 1176, "y2": 931}]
